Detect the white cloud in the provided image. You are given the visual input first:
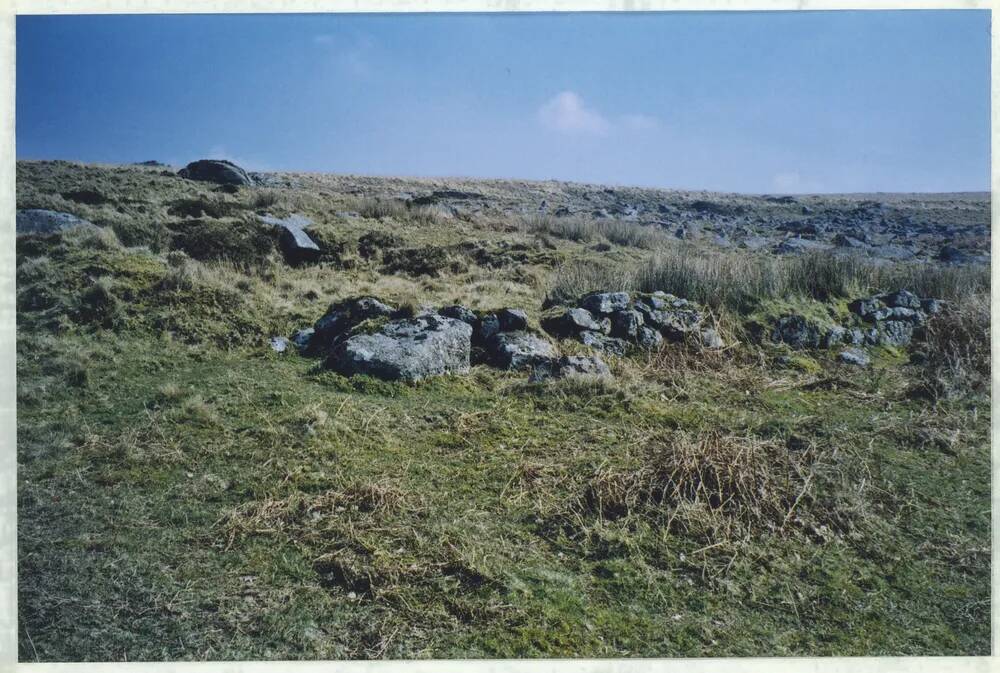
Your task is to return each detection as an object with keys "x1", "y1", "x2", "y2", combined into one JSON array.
[
  {"x1": 538, "y1": 91, "x2": 610, "y2": 135},
  {"x1": 538, "y1": 92, "x2": 662, "y2": 137}
]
